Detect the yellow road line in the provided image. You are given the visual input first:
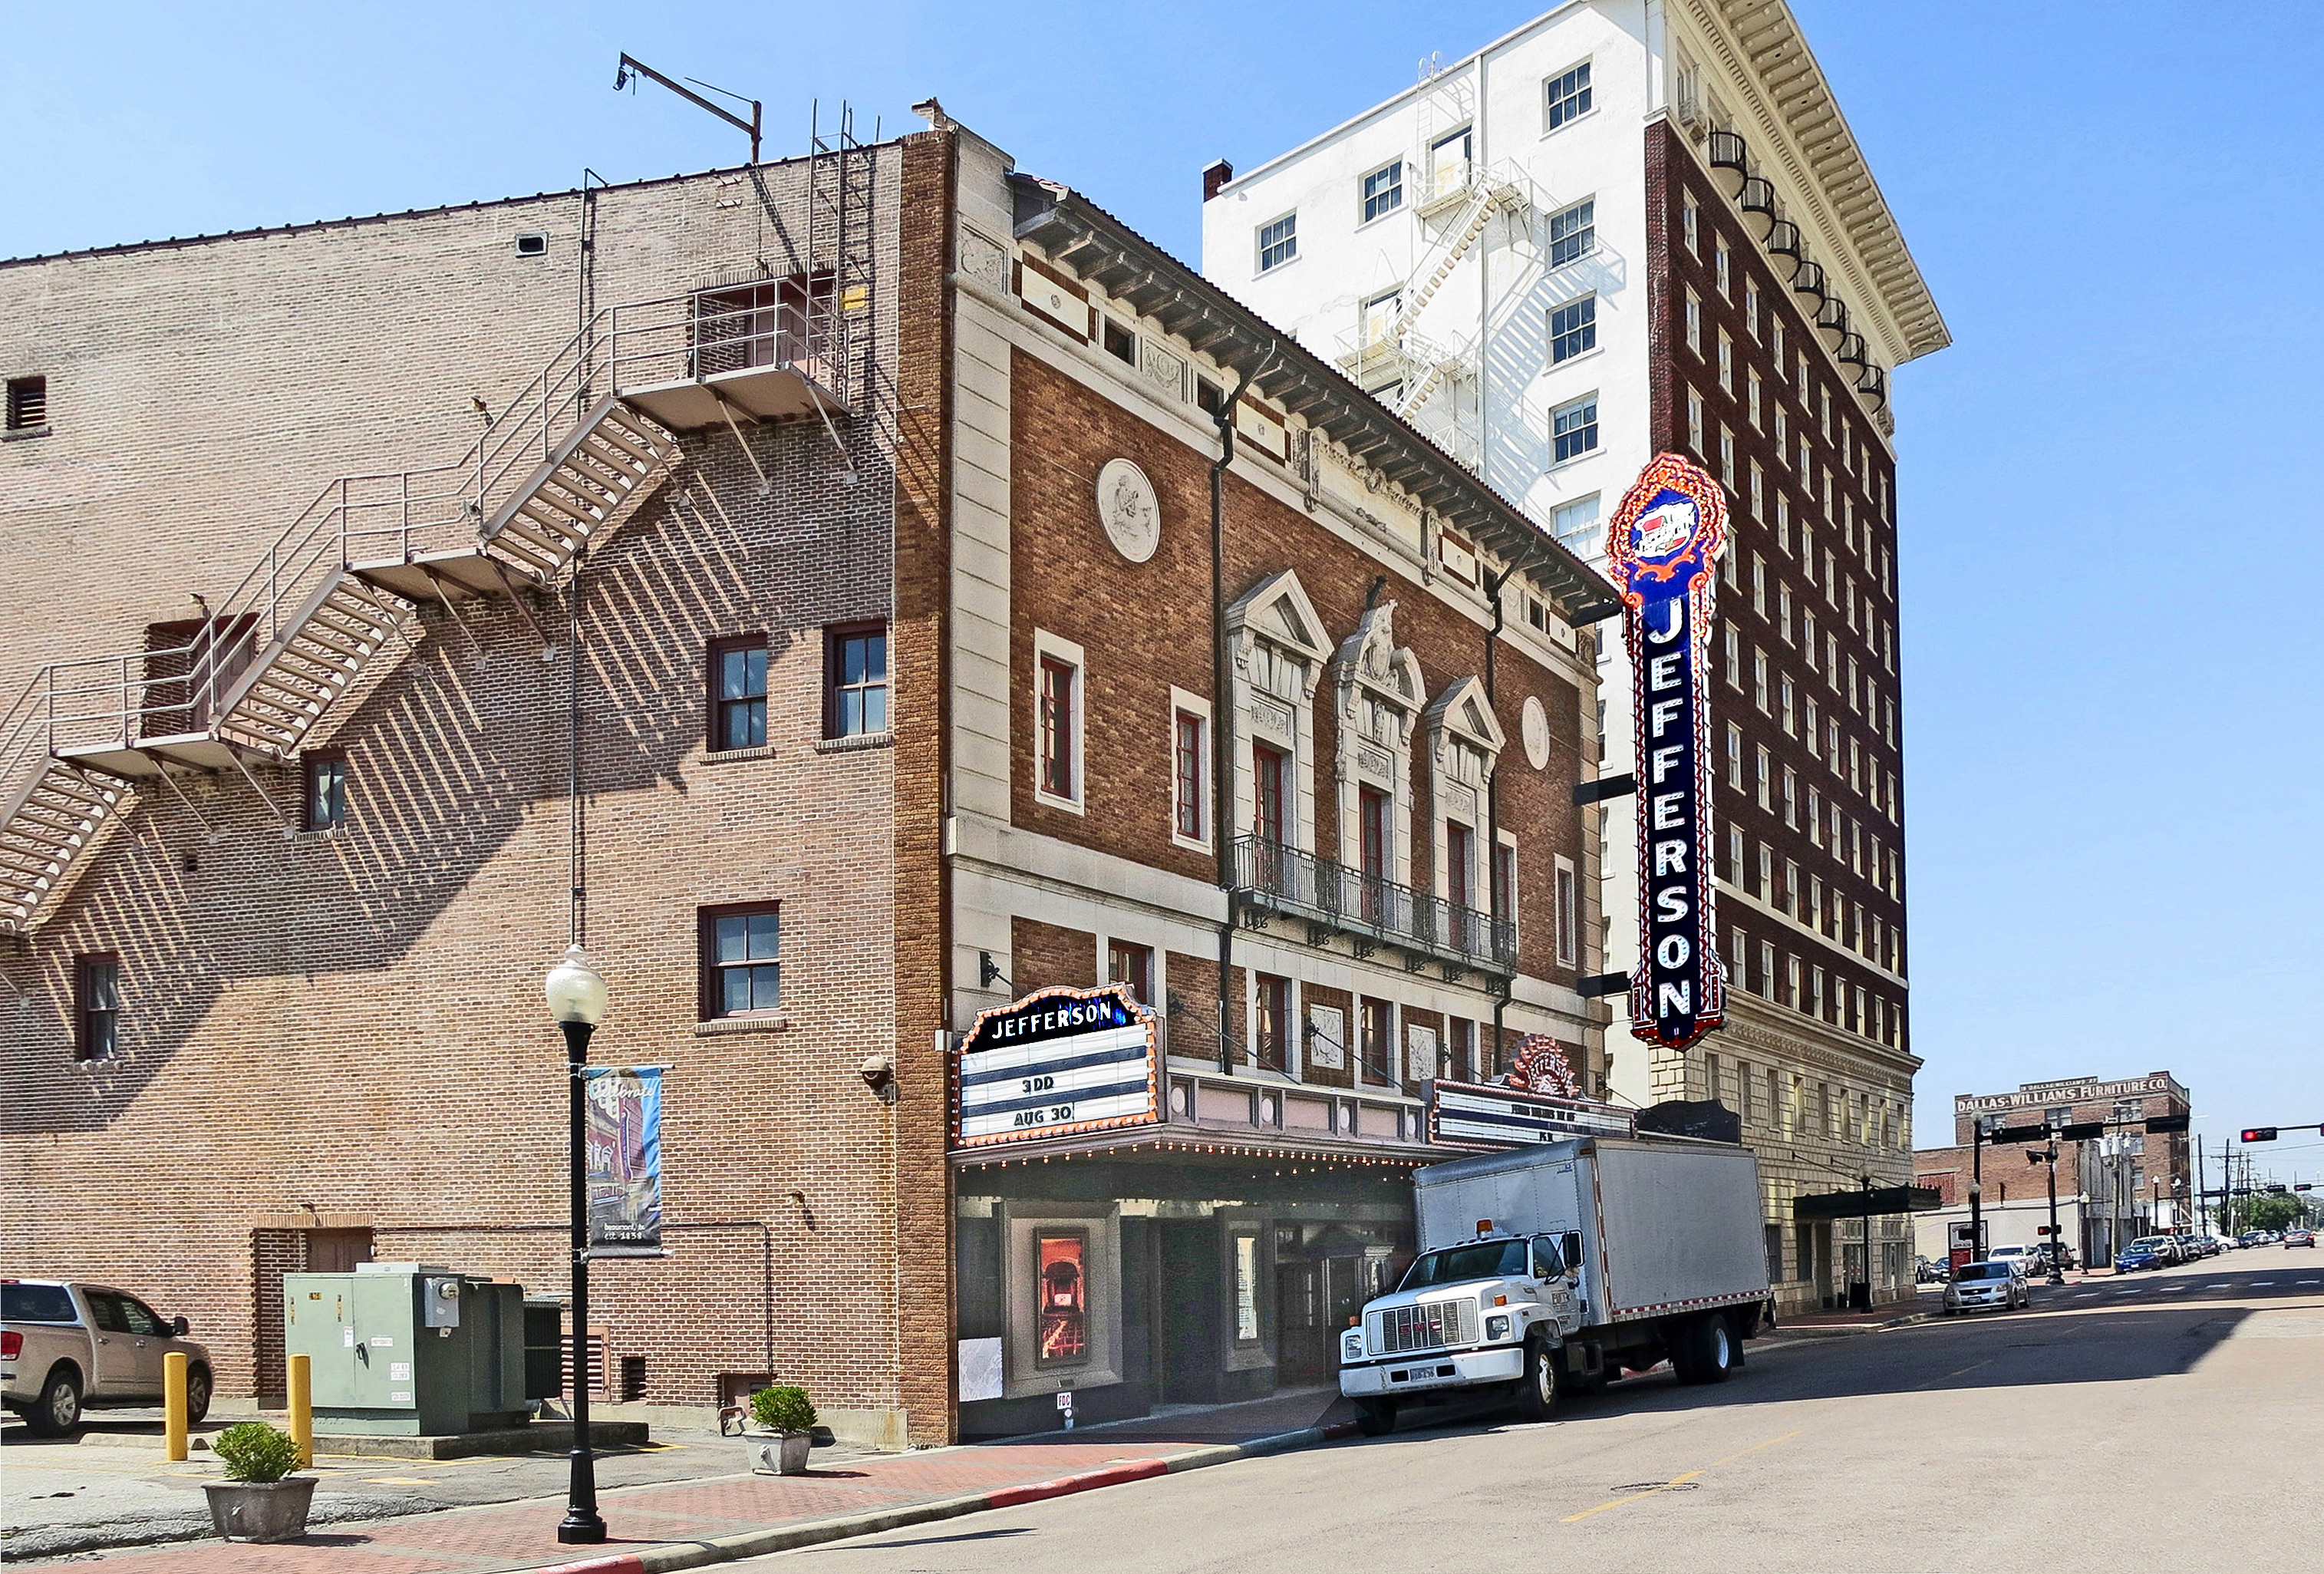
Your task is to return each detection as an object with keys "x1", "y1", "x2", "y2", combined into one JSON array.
[
  {"x1": 1561, "y1": 1430, "x2": 1802, "y2": 1523},
  {"x1": 1914, "y1": 1359, "x2": 1991, "y2": 1390}
]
